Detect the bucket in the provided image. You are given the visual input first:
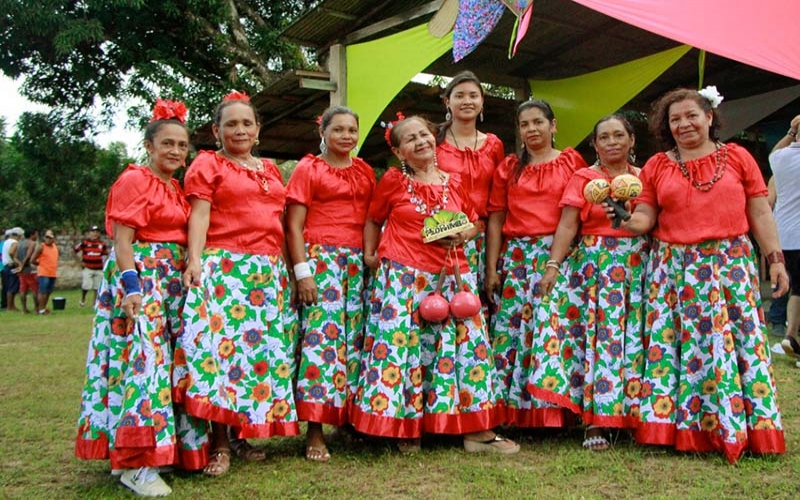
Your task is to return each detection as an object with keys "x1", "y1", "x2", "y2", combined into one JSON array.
[{"x1": 52, "y1": 297, "x2": 66, "y2": 310}]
